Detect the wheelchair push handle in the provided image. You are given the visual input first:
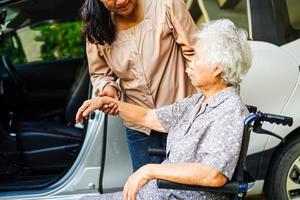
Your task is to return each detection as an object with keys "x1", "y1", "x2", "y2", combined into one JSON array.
[{"x1": 259, "y1": 112, "x2": 293, "y2": 127}]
